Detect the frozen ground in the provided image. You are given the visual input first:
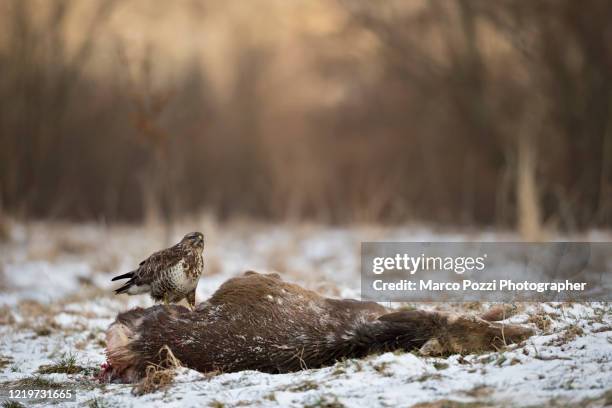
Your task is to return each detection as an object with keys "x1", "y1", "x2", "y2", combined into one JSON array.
[{"x1": 0, "y1": 220, "x2": 611, "y2": 407}]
